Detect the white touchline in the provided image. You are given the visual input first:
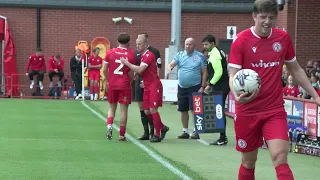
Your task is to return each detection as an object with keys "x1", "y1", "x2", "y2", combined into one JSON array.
[{"x1": 81, "y1": 101, "x2": 192, "y2": 180}]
